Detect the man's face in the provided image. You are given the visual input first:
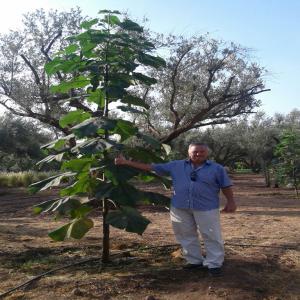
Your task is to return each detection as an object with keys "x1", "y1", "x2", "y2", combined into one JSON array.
[{"x1": 188, "y1": 145, "x2": 208, "y2": 164}]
